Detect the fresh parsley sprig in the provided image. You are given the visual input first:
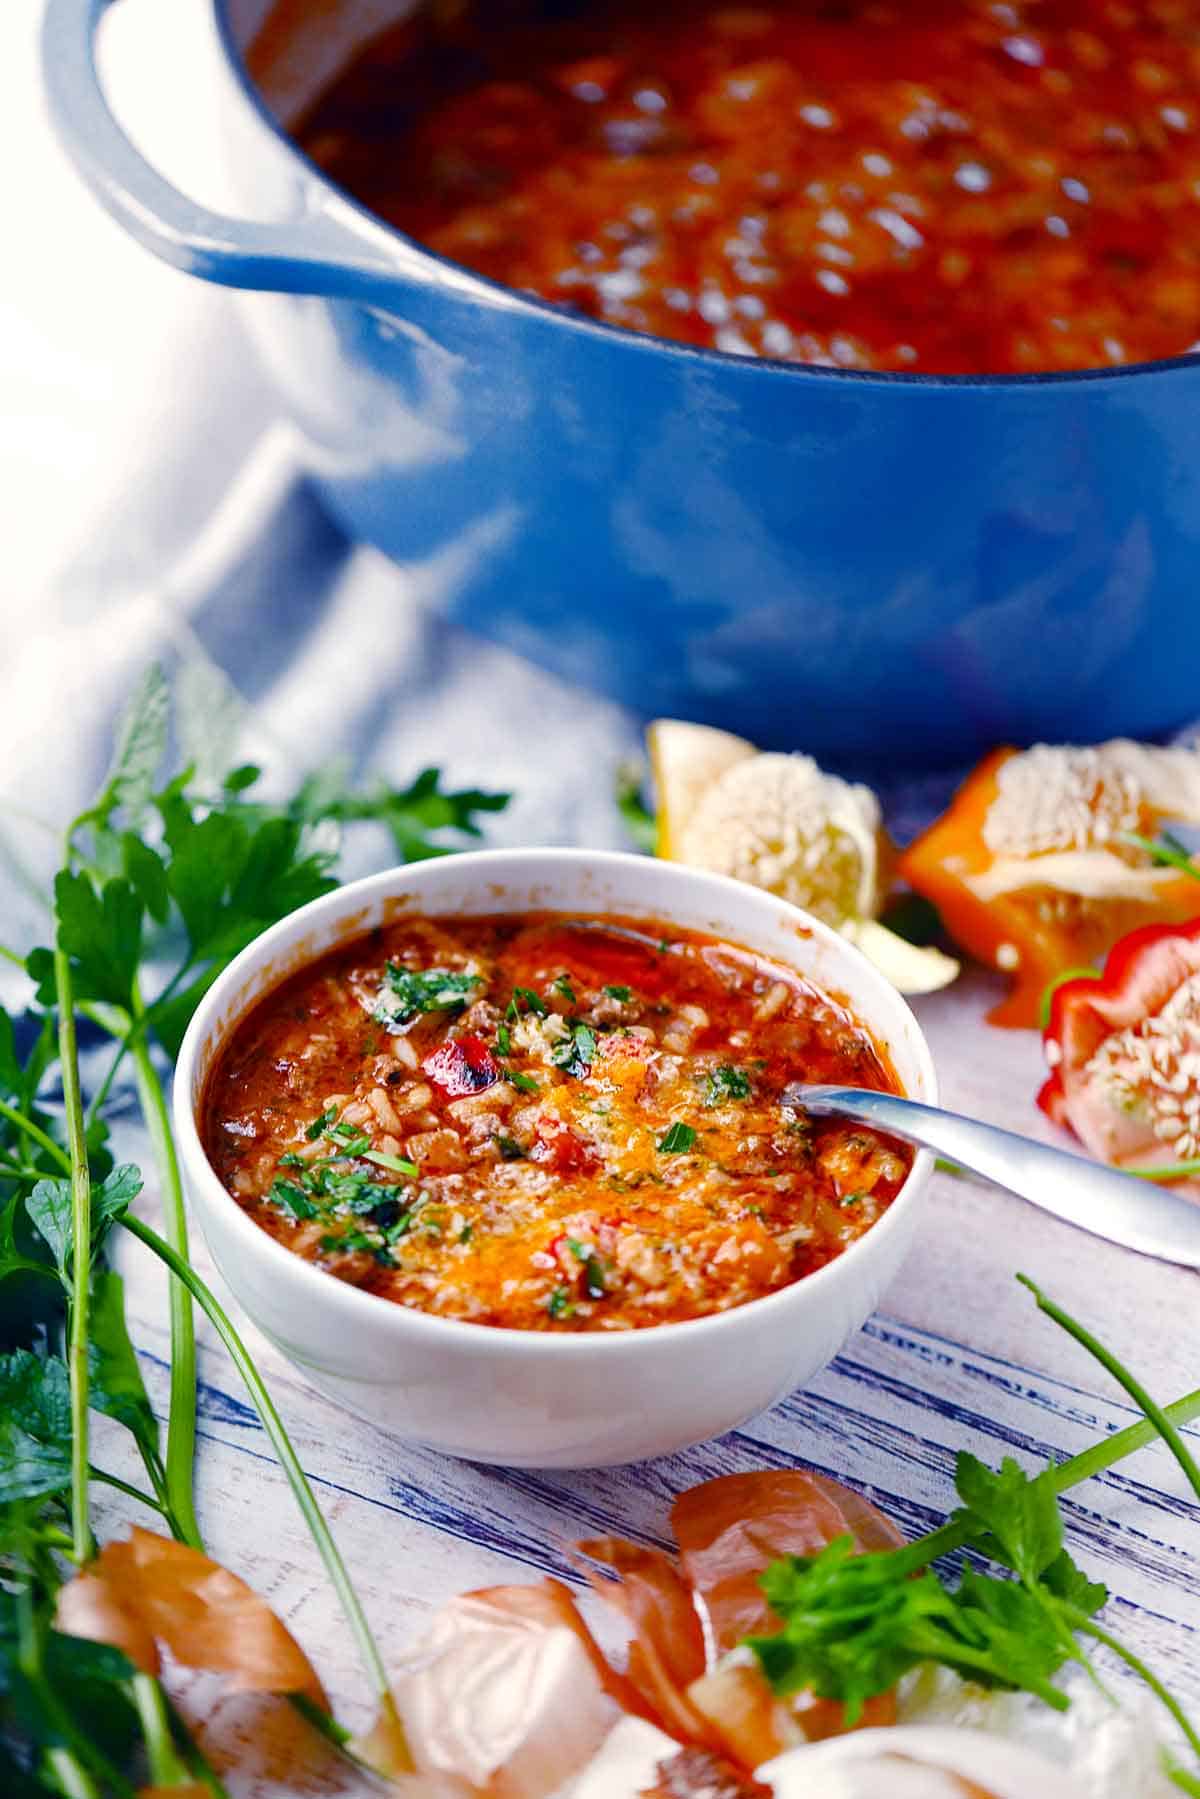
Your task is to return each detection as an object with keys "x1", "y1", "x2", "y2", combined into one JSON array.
[
  {"x1": 0, "y1": 662, "x2": 509, "y2": 1792},
  {"x1": 749, "y1": 1276, "x2": 1200, "y2": 1785}
]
